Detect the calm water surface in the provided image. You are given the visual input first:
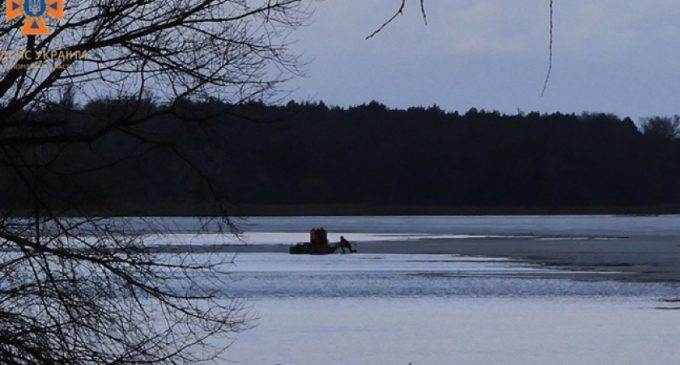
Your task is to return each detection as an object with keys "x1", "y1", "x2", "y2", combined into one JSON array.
[
  {"x1": 217, "y1": 252, "x2": 680, "y2": 365},
  {"x1": 156, "y1": 216, "x2": 680, "y2": 364},
  {"x1": 143, "y1": 215, "x2": 680, "y2": 237}
]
